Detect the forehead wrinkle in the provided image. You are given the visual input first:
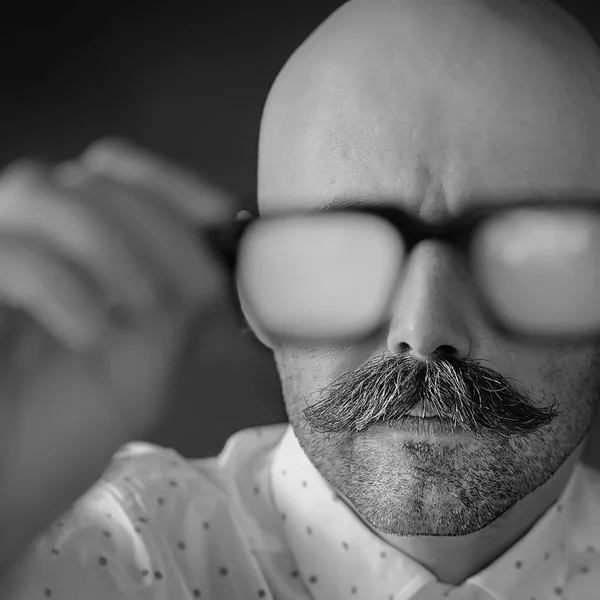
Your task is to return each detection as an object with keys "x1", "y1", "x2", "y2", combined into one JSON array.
[
  {"x1": 307, "y1": 116, "x2": 405, "y2": 199},
  {"x1": 258, "y1": 0, "x2": 600, "y2": 214},
  {"x1": 301, "y1": 86, "x2": 455, "y2": 218}
]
